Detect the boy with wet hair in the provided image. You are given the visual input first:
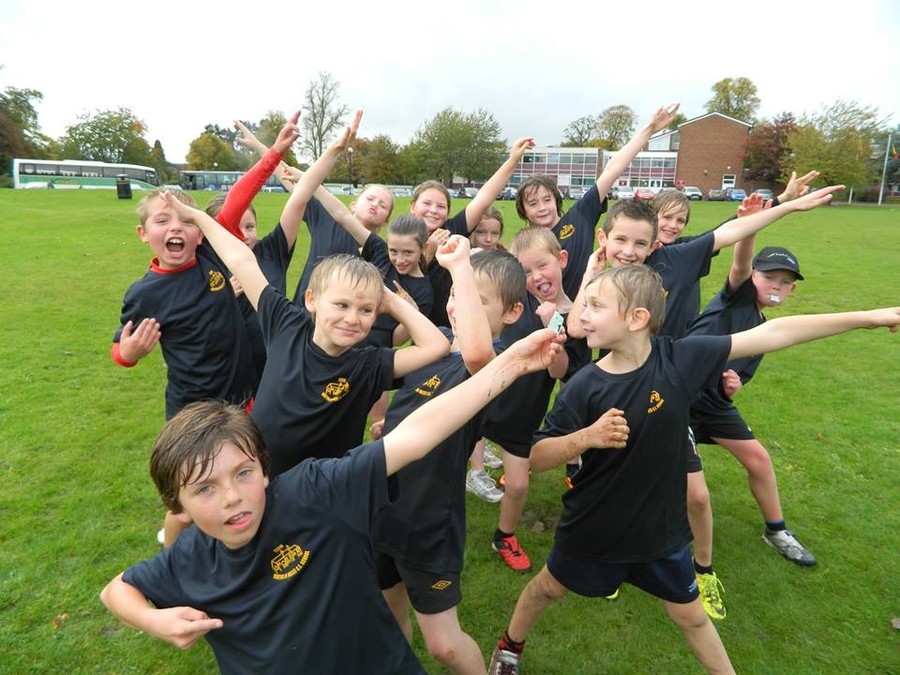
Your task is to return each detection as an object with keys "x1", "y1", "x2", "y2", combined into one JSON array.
[
  {"x1": 488, "y1": 264, "x2": 900, "y2": 675},
  {"x1": 100, "y1": 321, "x2": 563, "y2": 674}
]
